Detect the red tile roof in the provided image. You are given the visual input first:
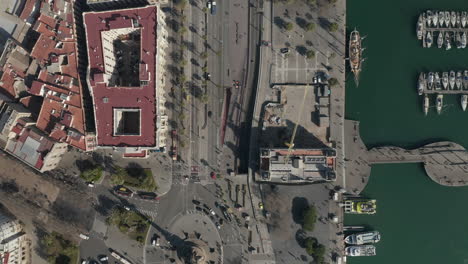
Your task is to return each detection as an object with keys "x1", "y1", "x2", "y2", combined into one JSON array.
[
  {"x1": 84, "y1": 6, "x2": 157, "y2": 147},
  {"x1": 19, "y1": 0, "x2": 38, "y2": 21}
]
